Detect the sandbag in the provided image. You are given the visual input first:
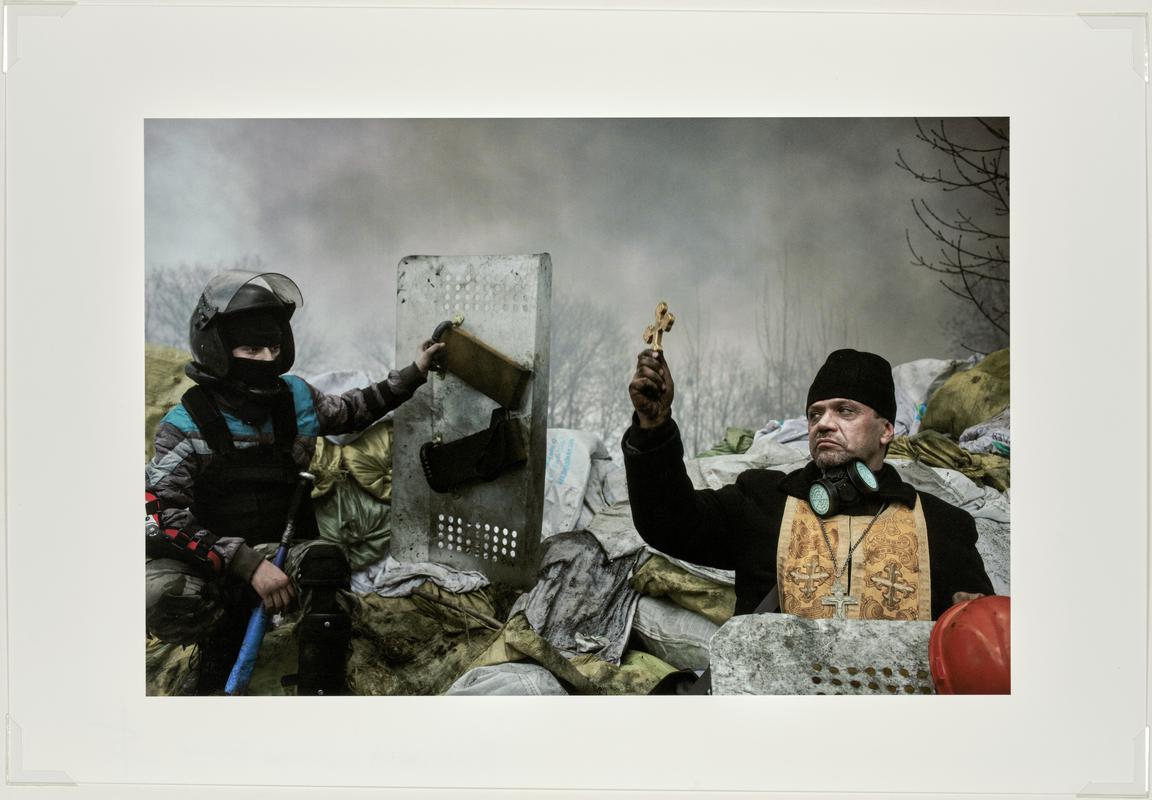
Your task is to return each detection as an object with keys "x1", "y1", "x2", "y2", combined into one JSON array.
[
  {"x1": 144, "y1": 343, "x2": 196, "y2": 462},
  {"x1": 343, "y1": 420, "x2": 394, "y2": 502},
  {"x1": 891, "y1": 357, "x2": 972, "y2": 437},
  {"x1": 145, "y1": 636, "x2": 199, "y2": 696},
  {"x1": 308, "y1": 436, "x2": 347, "y2": 499},
  {"x1": 959, "y1": 407, "x2": 1011, "y2": 456},
  {"x1": 920, "y1": 349, "x2": 1009, "y2": 439},
  {"x1": 630, "y1": 554, "x2": 737, "y2": 626},
  {"x1": 542, "y1": 429, "x2": 610, "y2": 537},
  {"x1": 348, "y1": 590, "x2": 501, "y2": 696},
  {"x1": 312, "y1": 477, "x2": 393, "y2": 572},
  {"x1": 696, "y1": 427, "x2": 756, "y2": 458},
  {"x1": 468, "y1": 613, "x2": 675, "y2": 695},
  {"x1": 631, "y1": 595, "x2": 719, "y2": 671},
  {"x1": 238, "y1": 587, "x2": 503, "y2": 696},
  {"x1": 888, "y1": 429, "x2": 1010, "y2": 492},
  {"x1": 445, "y1": 662, "x2": 568, "y2": 695}
]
